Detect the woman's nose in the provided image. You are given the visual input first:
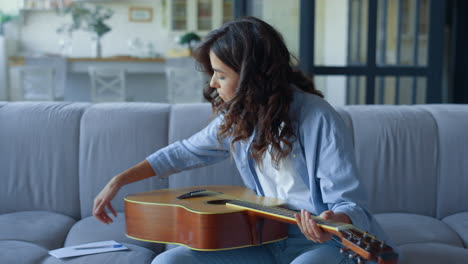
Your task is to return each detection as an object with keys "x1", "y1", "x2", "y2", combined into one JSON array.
[{"x1": 210, "y1": 75, "x2": 219, "y2": 89}]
